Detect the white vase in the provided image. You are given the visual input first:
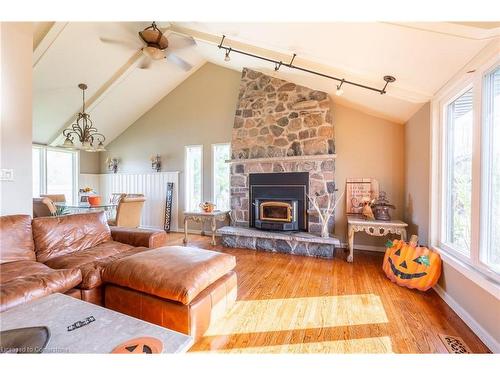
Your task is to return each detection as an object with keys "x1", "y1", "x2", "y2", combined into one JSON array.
[{"x1": 321, "y1": 225, "x2": 329, "y2": 238}]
